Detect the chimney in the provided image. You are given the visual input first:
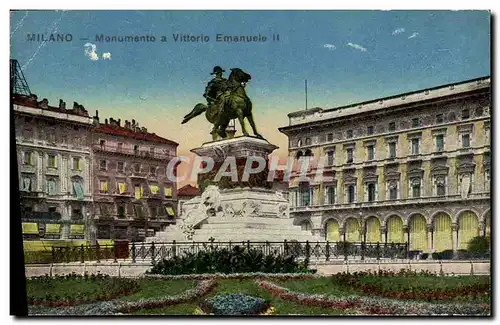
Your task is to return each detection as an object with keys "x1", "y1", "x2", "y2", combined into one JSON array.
[
  {"x1": 105, "y1": 118, "x2": 108, "y2": 124},
  {"x1": 118, "y1": 118, "x2": 121, "y2": 127},
  {"x1": 95, "y1": 110, "x2": 99, "y2": 118}
]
